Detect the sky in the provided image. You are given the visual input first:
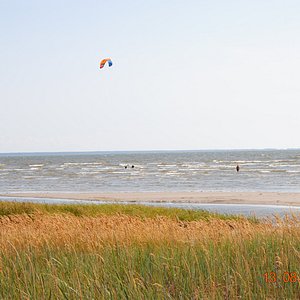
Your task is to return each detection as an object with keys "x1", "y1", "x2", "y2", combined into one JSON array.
[{"x1": 1, "y1": 0, "x2": 300, "y2": 153}]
